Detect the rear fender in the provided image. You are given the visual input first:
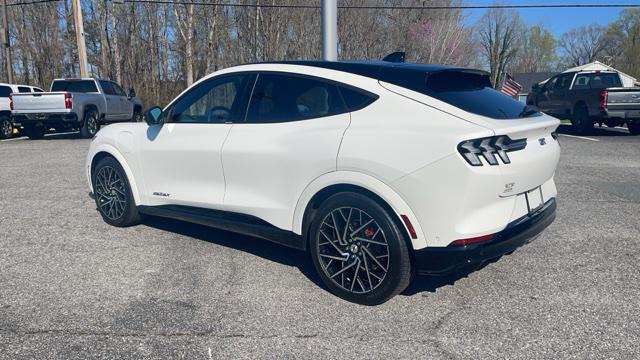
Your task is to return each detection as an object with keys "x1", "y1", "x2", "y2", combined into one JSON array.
[{"x1": 293, "y1": 171, "x2": 427, "y2": 250}]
